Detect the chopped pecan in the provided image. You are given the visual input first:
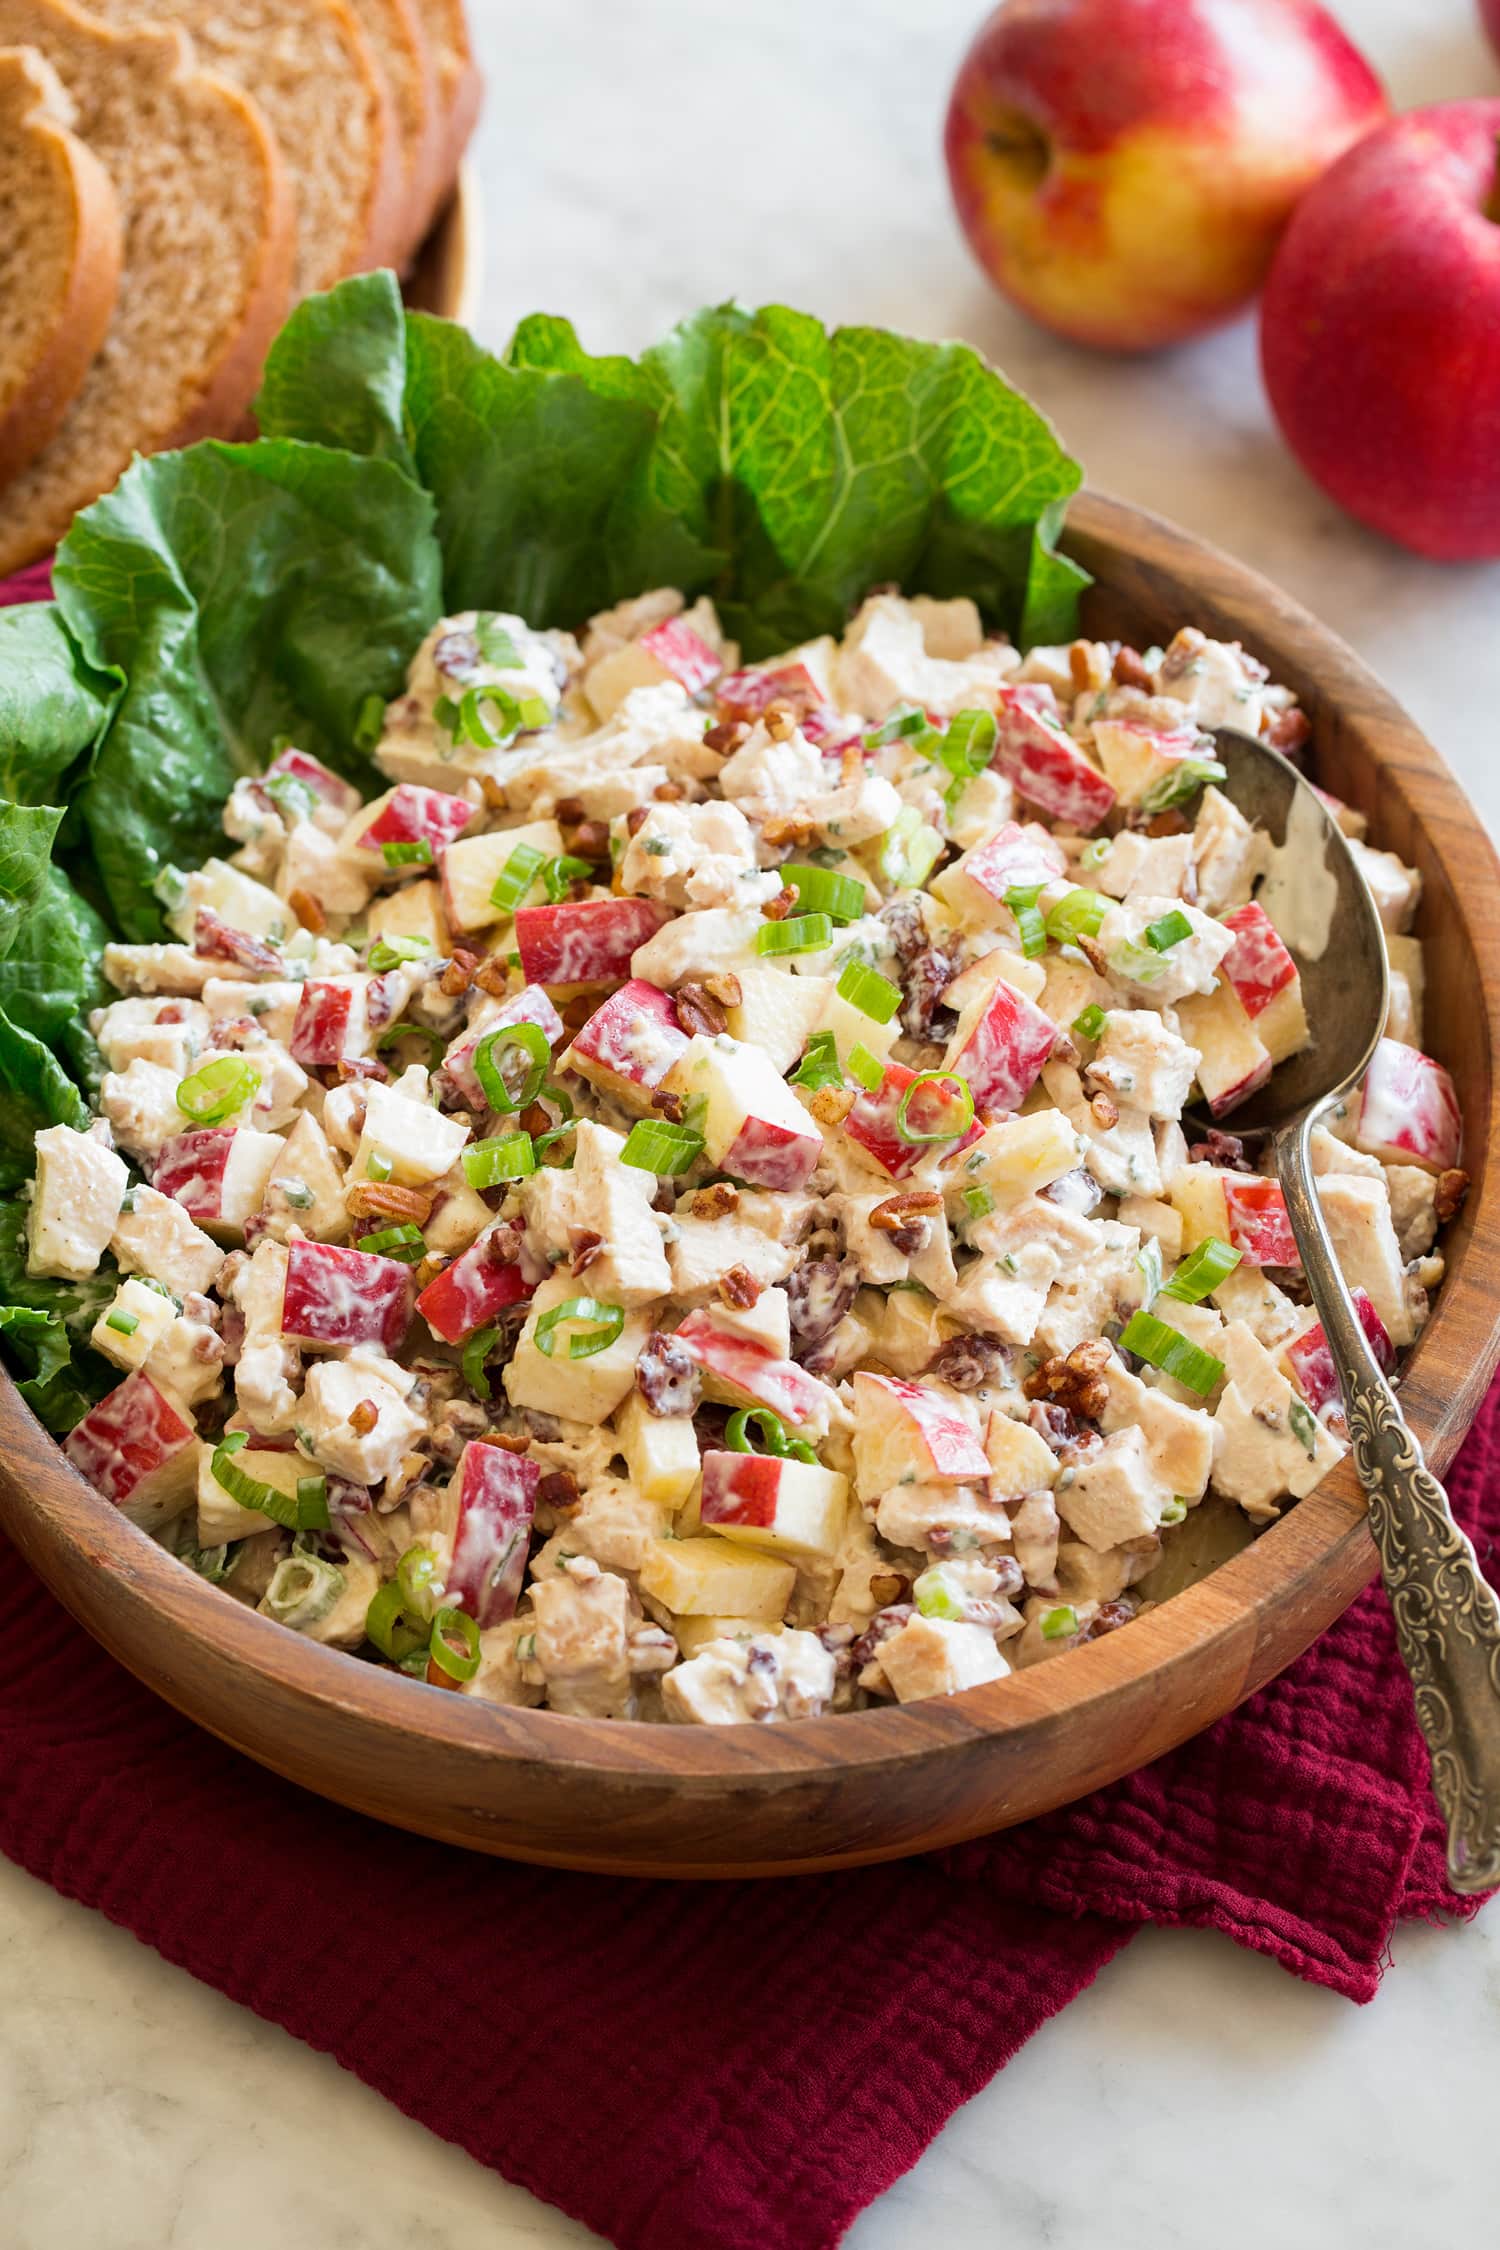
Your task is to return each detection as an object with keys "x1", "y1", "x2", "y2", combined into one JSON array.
[
  {"x1": 870, "y1": 1190, "x2": 942, "y2": 1231},
  {"x1": 345, "y1": 1179, "x2": 435, "y2": 1224},
  {"x1": 674, "y1": 979, "x2": 729, "y2": 1037},
  {"x1": 348, "y1": 1400, "x2": 379, "y2": 1436},
  {"x1": 472, "y1": 956, "x2": 512, "y2": 998},
  {"x1": 760, "y1": 812, "x2": 817, "y2": 849},
  {"x1": 691, "y1": 1181, "x2": 738, "y2": 1220},
  {"x1": 477, "y1": 1430, "x2": 532, "y2": 1453},
  {"x1": 560, "y1": 992, "x2": 598, "y2": 1031},
  {"x1": 867, "y1": 1572, "x2": 909, "y2": 1610},
  {"x1": 718, "y1": 1264, "x2": 761, "y2": 1310},
  {"x1": 653, "y1": 779, "x2": 686, "y2": 803},
  {"x1": 839, "y1": 741, "x2": 864, "y2": 785},
  {"x1": 570, "y1": 1228, "x2": 605, "y2": 1276},
  {"x1": 479, "y1": 776, "x2": 508, "y2": 812},
  {"x1": 1112, "y1": 645, "x2": 1154, "y2": 691},
  {"x1": 760, "y1": 885, "x2": 799, "y2": 922},
  {"x1": 335, "y1": 1056, "x2": 389, "y2": 1083},
  {"x1": 1435, "y1": 1168, "x2": 1470, "y2": 1225},
  {"x1": 704, "y1": 719, "x2": 748, "y2": 755},
  {"x1": 1089, "y1": 1090, "x2": 1120, "y2": 1130},
  {"x1": 762, "y1": 699, "x2": 798, "y2": 742},
  {"x1": 193, "y1": 909, "x2": 282, "y2": 976},
  {"x1": 1143, "y1": 808, "x2": 1192, "y2": 837},
  {"x1": 626, "y1": 806, "x2": 651, "y2": 837},
  {"x1": 635, "y1": 1330, "x2": 701, "y2": 1416},
  {"x1": 1265, "y1": 706, "x2": 1311, "y2": 755},
  {"x1": 1022, "y1": 1339, "x2": 1111, "y2": 1420},
  {"x1": 1158, "y1": 626, "x2": 1206, "y2": 684},
  {"x1": 288, "y1": 887, "x2": 327, "y2": 935},
  {"x1": 809, "y1": 1084, "x2": 855, "y2": 1127},
  {"x1": 1077, "y1": 933, "x2": 1110, "y2": 978},
  {"x1": 651, "y1": 1087, "x2": 687, "y2": 1124},
  {"x1": 564, "y1": 818, "x2": 612, "y2": 862},
  {"x1": 925, "y1": 1333, "x2": 1007, "y2": 1390},
  {"x1": 1068, "y1": 639, "x2": 1099, "y2": 692},
  {"x1": 440, "y1": 949, "x2": 480, "y2": 997},
  {"x1": 701, "y1": 970, "x2": 742, "y2": 1010},
  {"x1": 554, "y1": 797, "x2": 586, "y2": 826},
  {"x1": 536, "y1": 1468, "x2": 581, "y2": 1514}
]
